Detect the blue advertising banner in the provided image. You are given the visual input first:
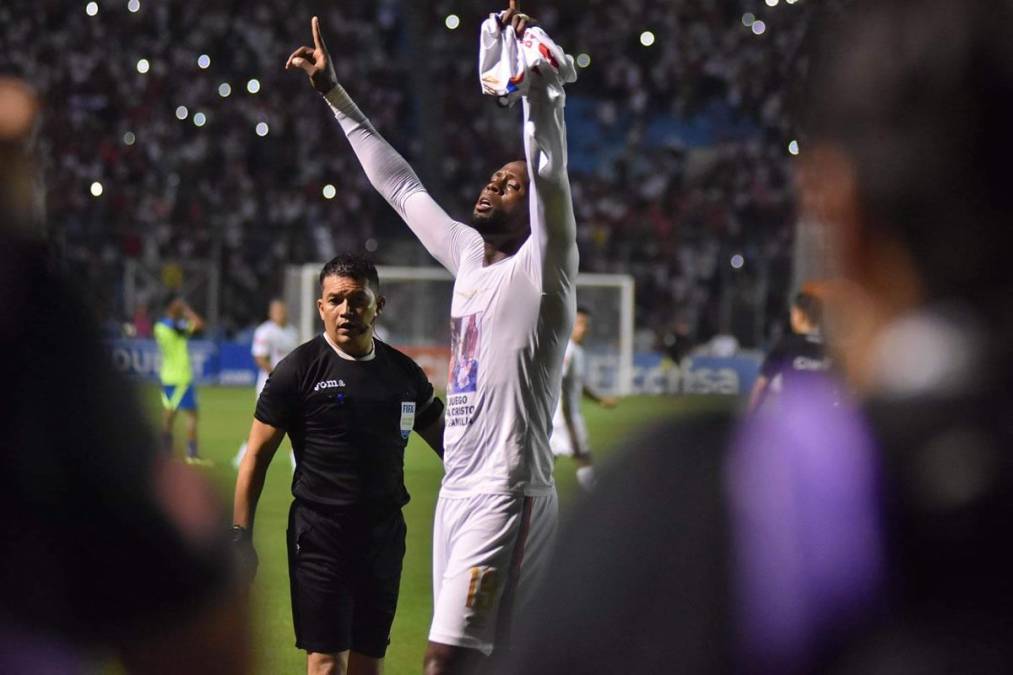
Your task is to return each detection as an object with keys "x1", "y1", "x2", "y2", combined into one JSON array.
[
  {"x1": 108, "y1": 339, "x2": 257, "y2": 386},
  {"x1": 109, "y1": 338, "x2": 760, "y2": 395}
]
